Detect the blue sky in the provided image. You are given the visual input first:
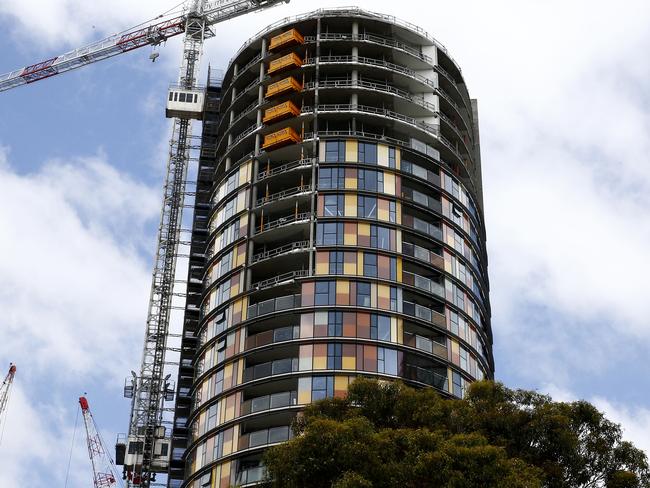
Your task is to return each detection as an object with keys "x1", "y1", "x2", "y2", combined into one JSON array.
[{"x1": 1, "y1": 0, "x2": 649, "y2": 486}]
